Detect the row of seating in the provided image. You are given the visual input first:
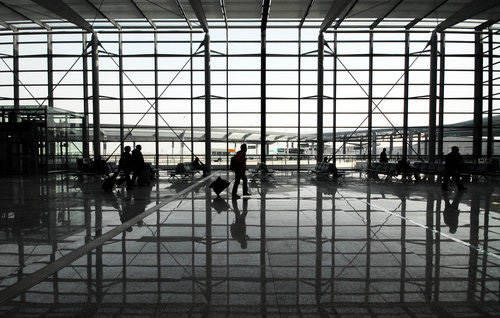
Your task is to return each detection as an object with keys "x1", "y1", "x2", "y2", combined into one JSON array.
[
  {"x1": 365, "y1": 162, "x2": 398, "y2": 180},
  {"x1": 369, "y1": 161, "x2": 500, "y2": 181},
  {"x1": 169, "y1": 162, "x2": 203, "y2": 180},
  {"x1": 249, "y1": 162, "x2": 275, "y2": 181},
  {"x1": 309, "y1": 162, "x2": 345, "y2": 181}
]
